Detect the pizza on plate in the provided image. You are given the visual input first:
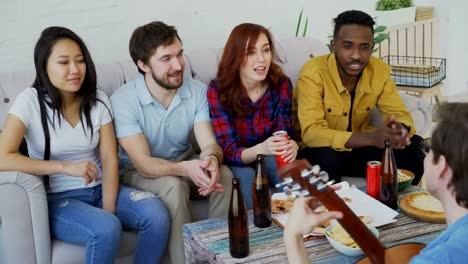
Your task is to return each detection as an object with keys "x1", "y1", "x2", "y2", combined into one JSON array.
[
  {"x1": 271, "y1": 199, "x2": 295, "y2": 214},
  {"x1": 272, "y1": 199, "x2": 373, "y2": 234},
  {"x1": 271, "y1": 196, "x2": 352, "y2": 214},
  {"x1": 399, "y1": 192, "x2": 446, "y2": 223}
]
